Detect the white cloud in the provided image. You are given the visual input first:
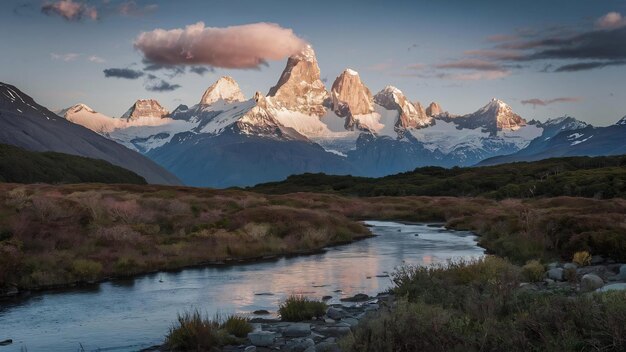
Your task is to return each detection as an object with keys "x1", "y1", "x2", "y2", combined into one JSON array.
[{"x1": 50, "y1": 52, "x2": 81, "y2": 61}]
